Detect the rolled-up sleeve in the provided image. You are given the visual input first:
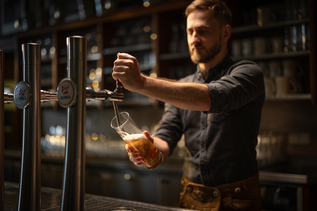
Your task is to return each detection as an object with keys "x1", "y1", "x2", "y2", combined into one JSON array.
[
  {"x1": 154, "y1": 103, "x2": 183, "y2": 154},
  {"x1": 207, "y1": 61, "x2": 264, "y2": 114}
]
